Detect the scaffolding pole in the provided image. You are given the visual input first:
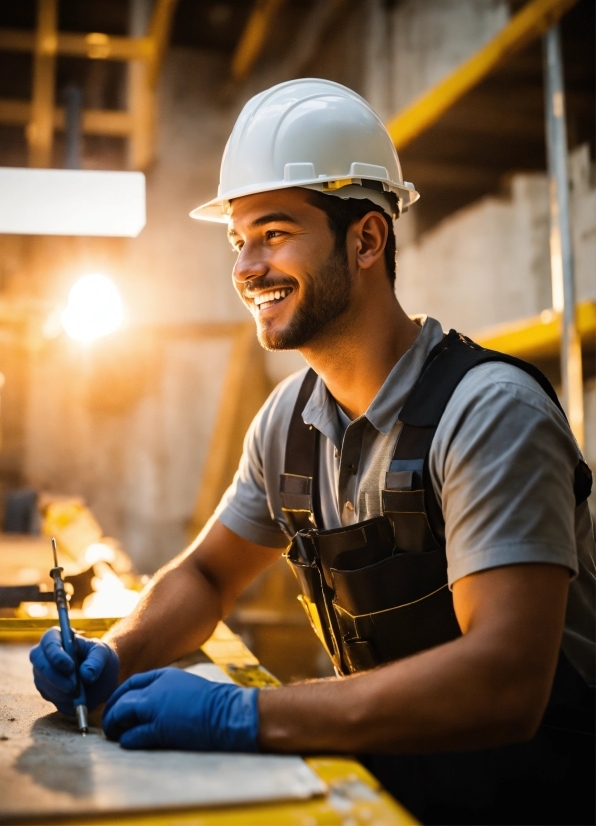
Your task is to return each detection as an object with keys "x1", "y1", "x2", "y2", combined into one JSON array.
[{"x1": 543, "y1": 23, "x2": 584, "y2": 450}]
